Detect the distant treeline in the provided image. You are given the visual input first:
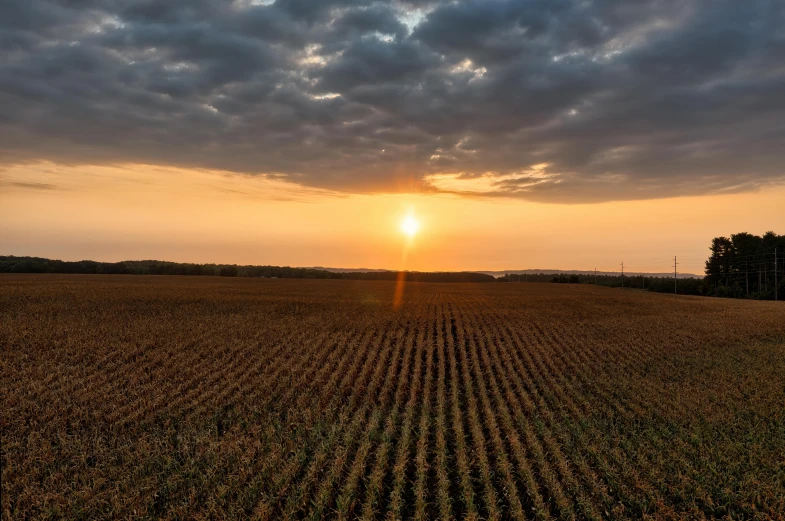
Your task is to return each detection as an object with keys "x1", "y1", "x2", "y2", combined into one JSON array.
[
  {"x1": 498, "y1": 272, "x2": 705, "y2": 295},
  {"x1": 345, "y1": 271, "x2": 495, "y2": 283},
  {"x1": 3, "y1": 230, "x2": 783, "y2": 299},
  {"x1": 0, "y1": 256, "x2": 495, "y2": 283},
  {"x1": 496, "y1": 231, "x2": 783, "y2": 300},
  {"x1": 704, "y1": 231, "x2": 784, "y2": 300}
]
